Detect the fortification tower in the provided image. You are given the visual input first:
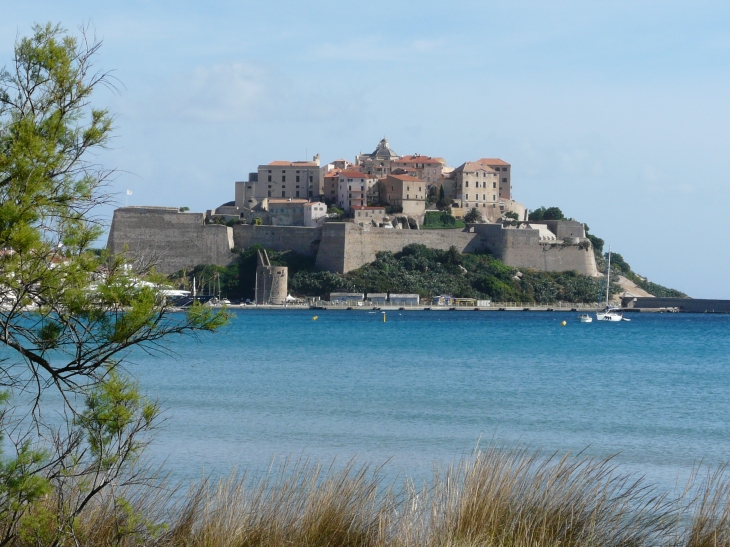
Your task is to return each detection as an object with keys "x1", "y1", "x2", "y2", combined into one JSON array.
[{"x1": 255, "y1": 249, "x2": 288, "y2": 305}]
